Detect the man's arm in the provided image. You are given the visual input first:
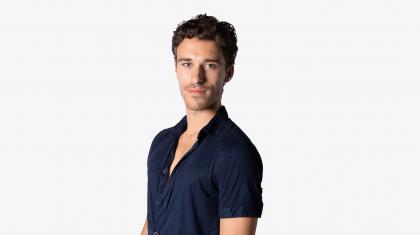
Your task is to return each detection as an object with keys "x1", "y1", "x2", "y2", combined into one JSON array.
[
  {"x1": 220, "y1": 217, "x2": 258, "y2": 235},
  {"x1": 140, "y1": 218, "x2": 148, "y2": 235}
]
